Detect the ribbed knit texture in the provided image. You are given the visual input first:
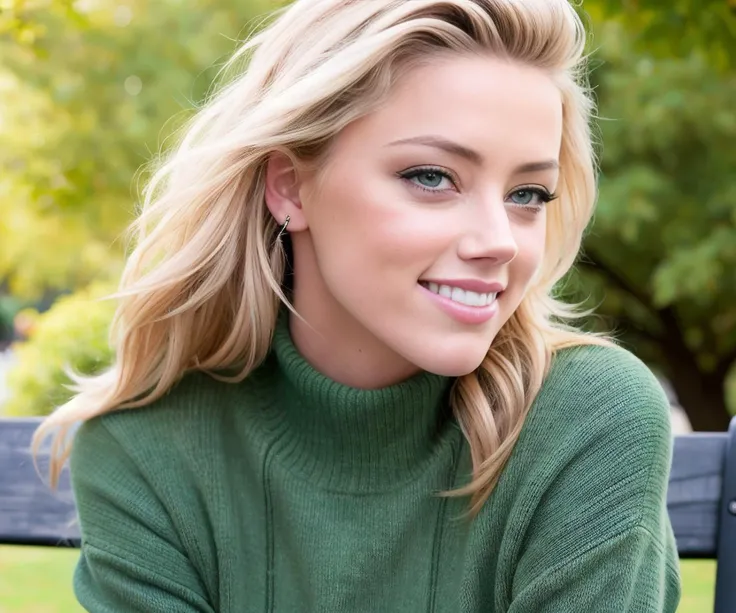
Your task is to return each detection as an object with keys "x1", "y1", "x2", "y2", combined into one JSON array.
[{"x1": 69, "y1": 315, "x2": 681, "y2": 612}]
